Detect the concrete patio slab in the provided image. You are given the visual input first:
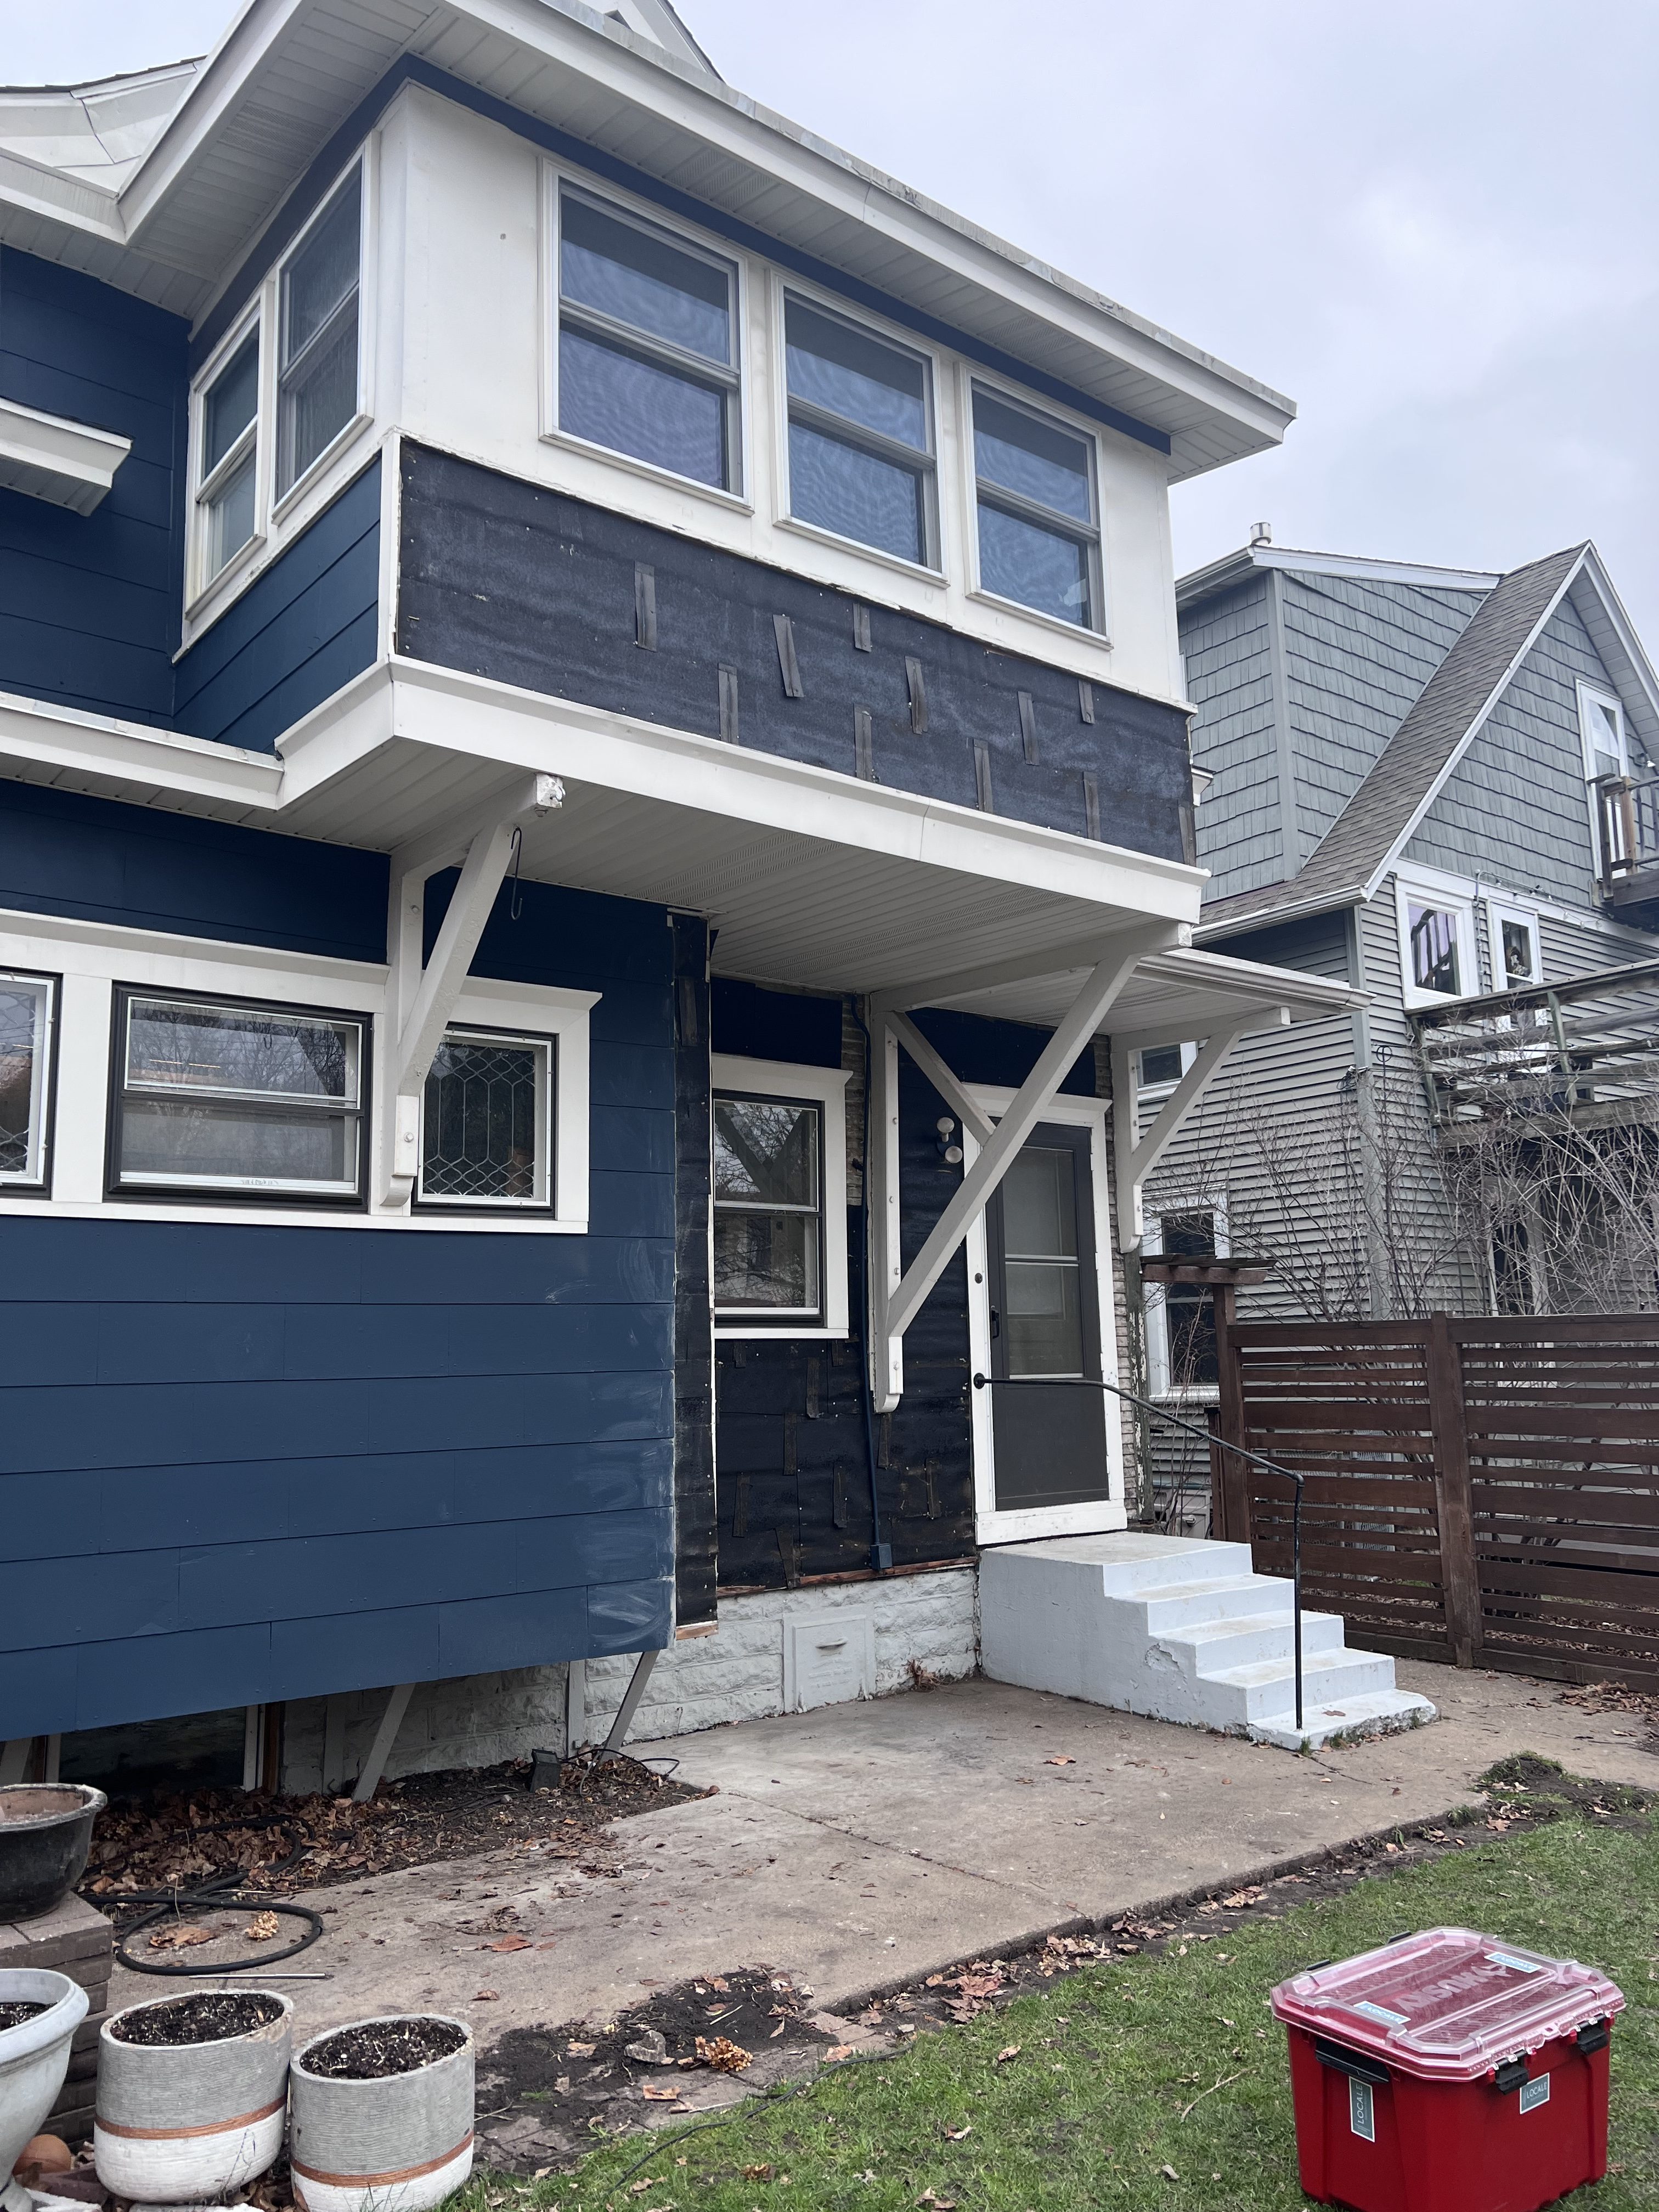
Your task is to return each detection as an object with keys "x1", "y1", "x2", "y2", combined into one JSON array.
[{"x1": 104, "y1": 1662, "x2": 1655, "y2": 2062}]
